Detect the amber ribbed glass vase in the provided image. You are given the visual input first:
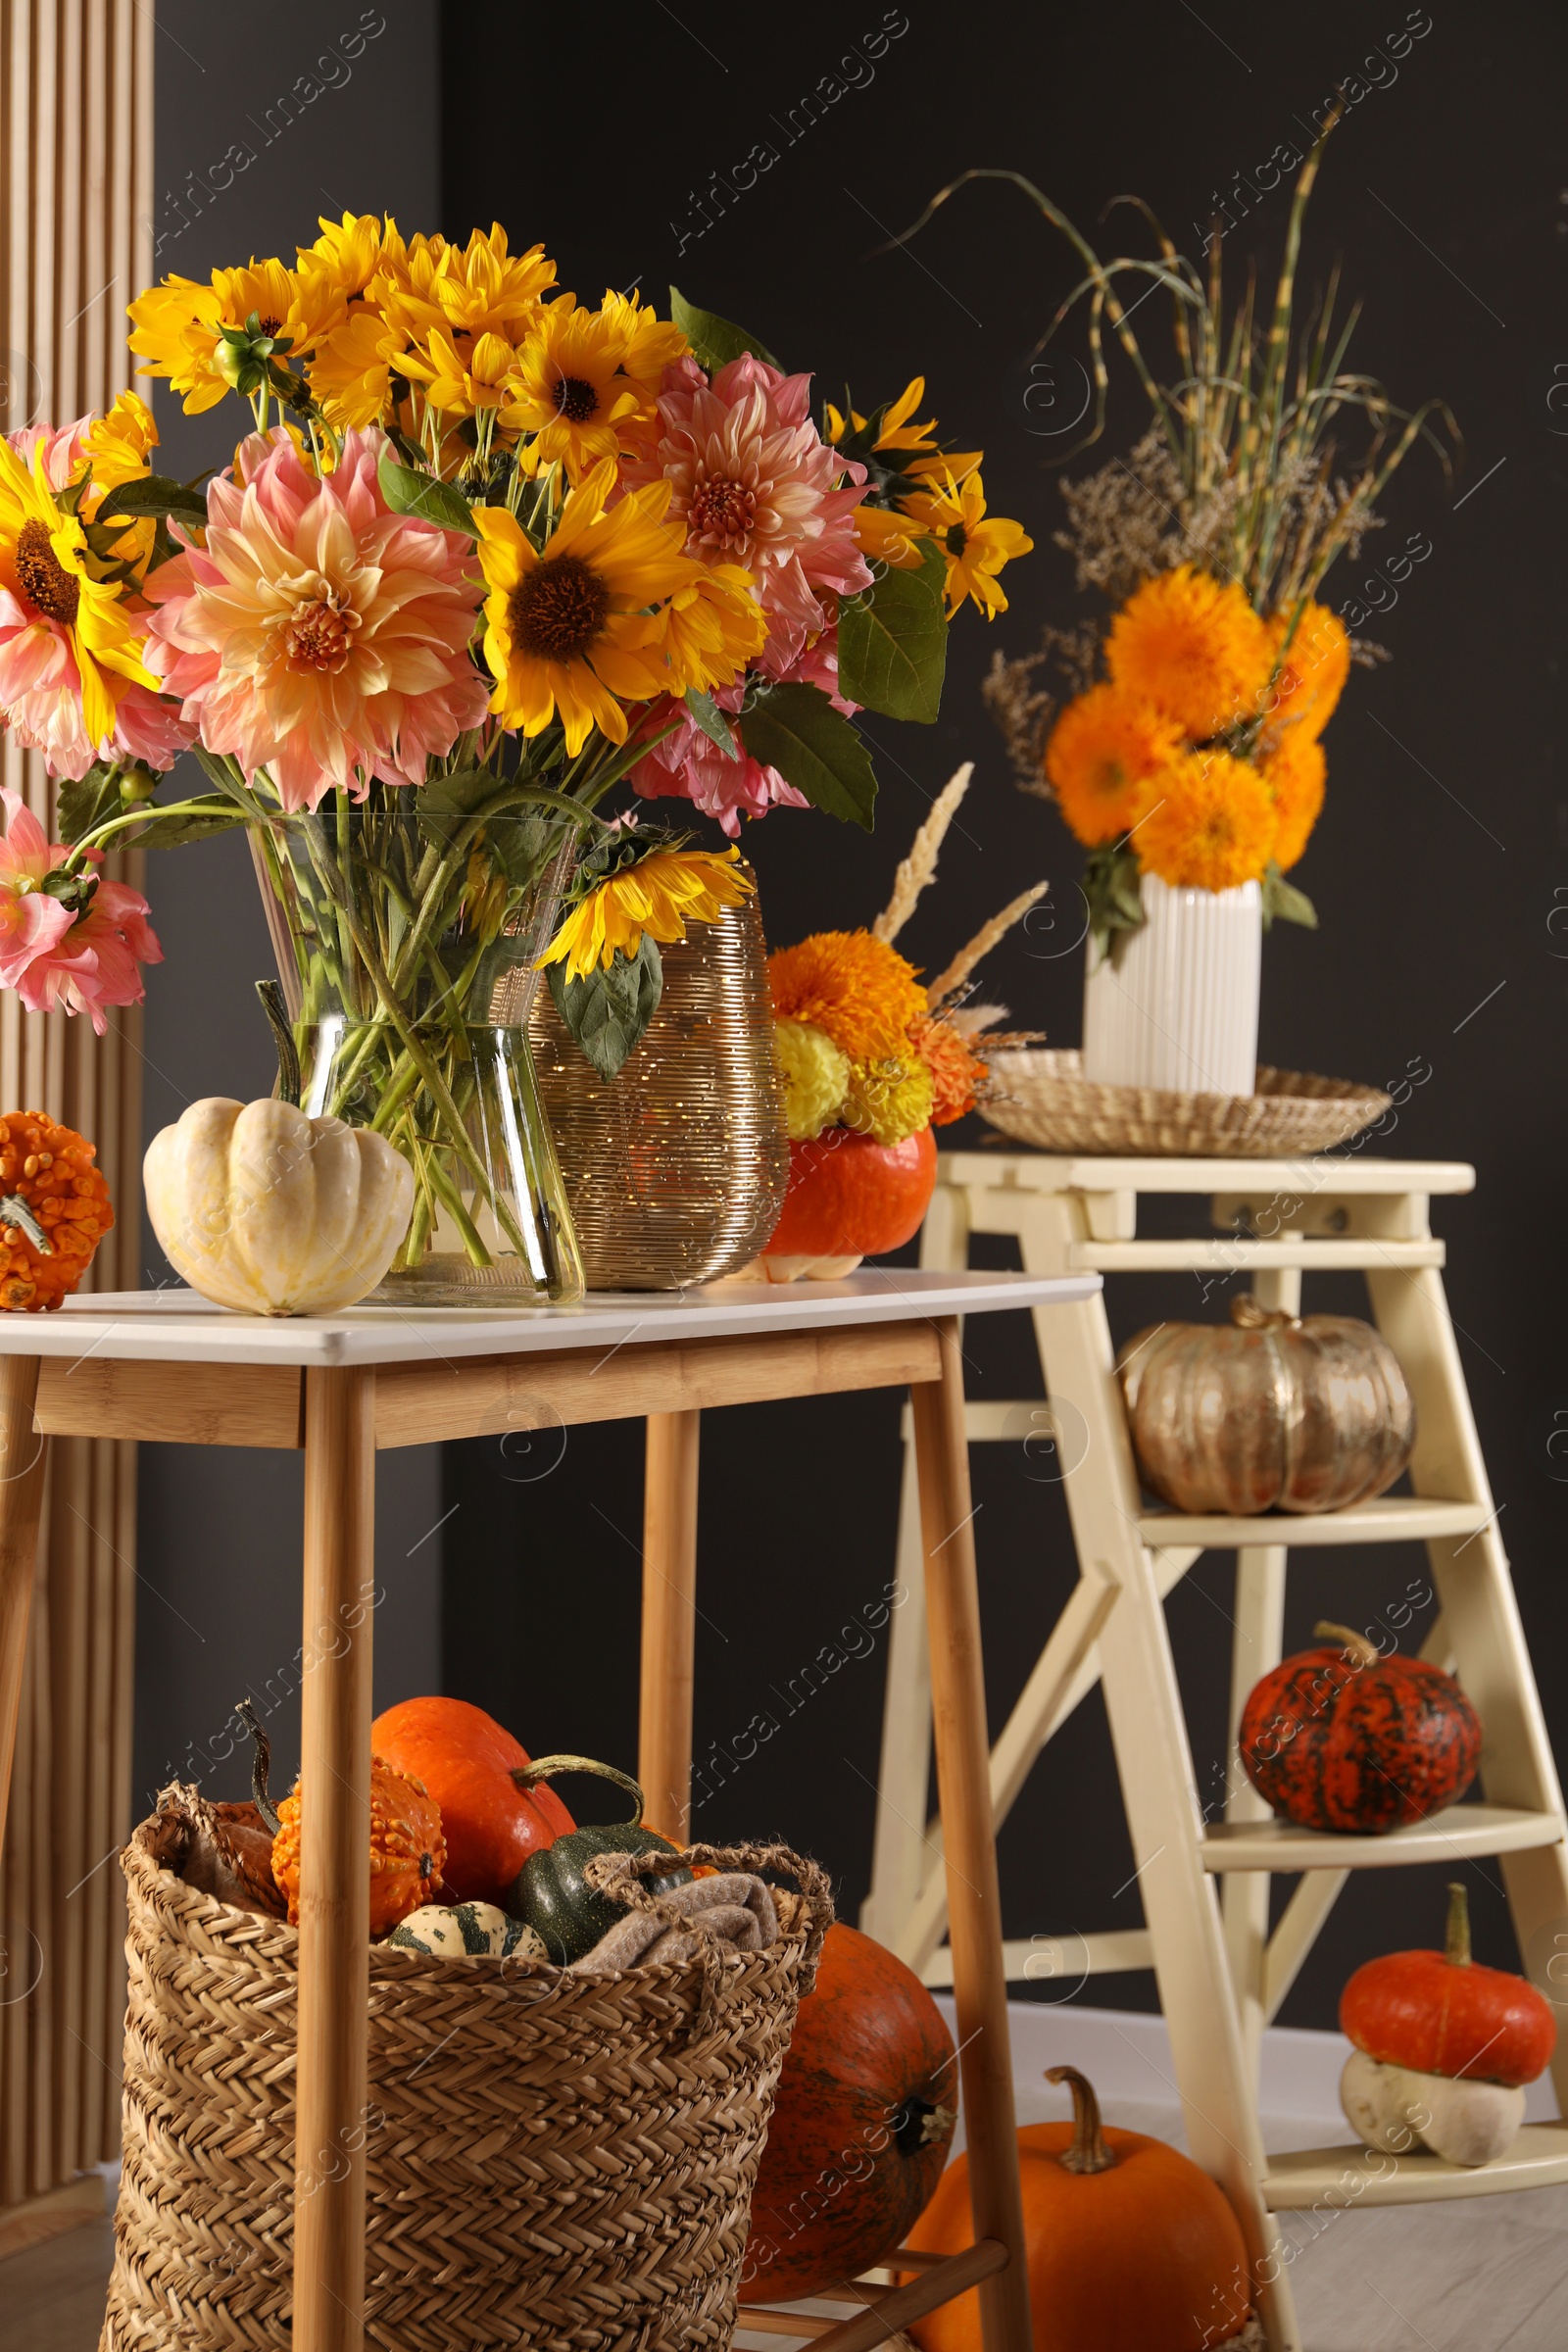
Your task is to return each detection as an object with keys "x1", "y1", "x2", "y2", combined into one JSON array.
[{"x1": 528, "y1": 867, "x2": 789, "y2": 1290}]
